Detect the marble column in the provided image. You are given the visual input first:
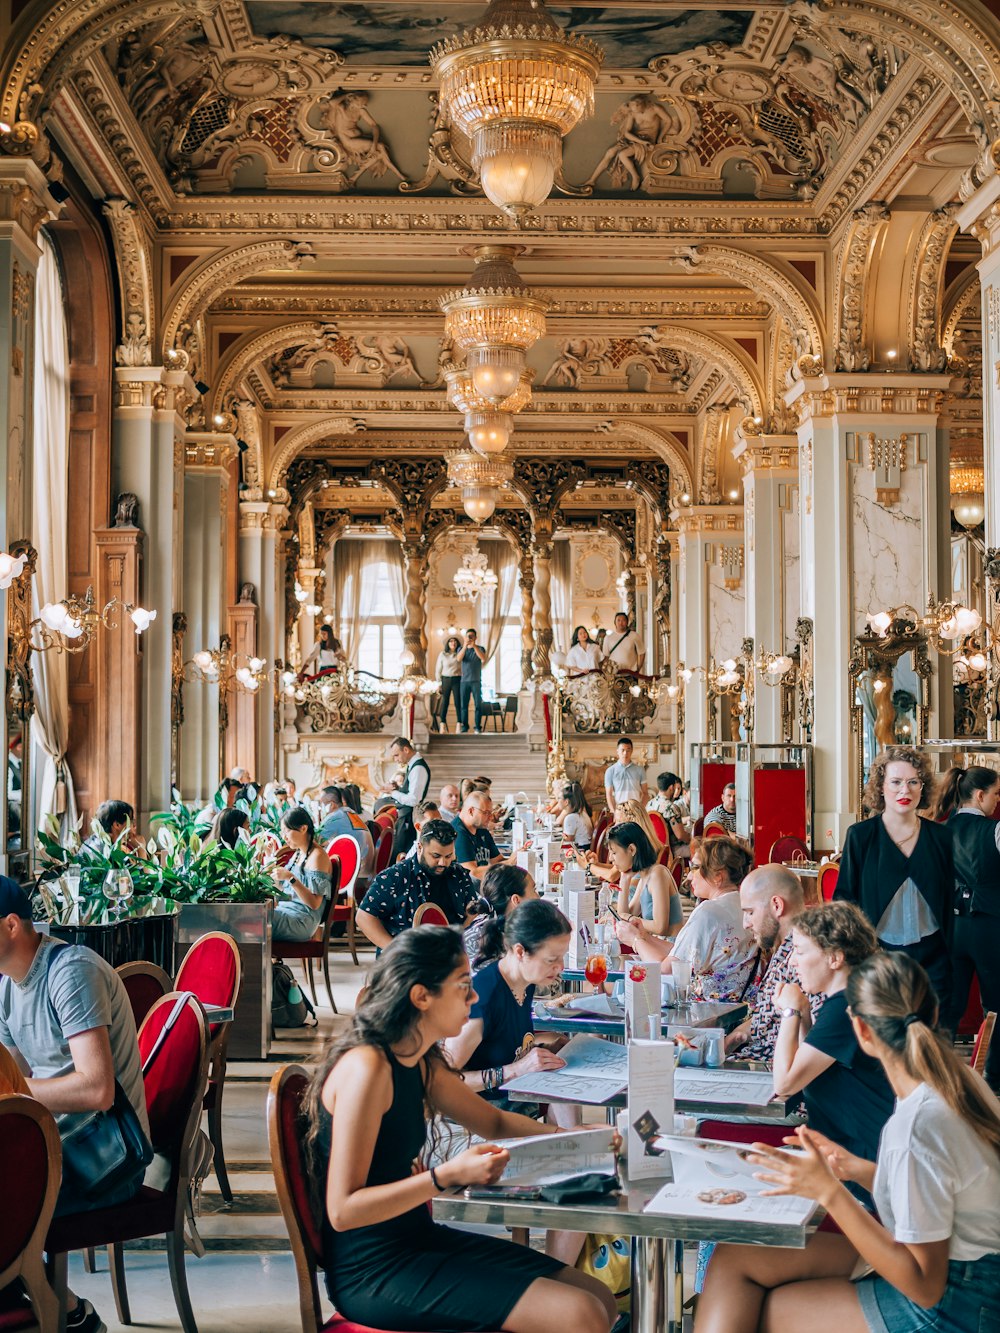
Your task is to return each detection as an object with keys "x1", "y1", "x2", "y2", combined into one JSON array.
[
  {"x1": 734, "y1": 433, "x2": 798, "y2": 742},
  {"x1": 786, "y1": 374, "x2": 949, "y2": 844},
  {"x1": 239, "y1": 501, "x2": 288, "y2": 780},
  {"x1": 0, "y1": 164, "x2": 50, "y2": 865},
  {"x1": 181, "y1": 433, "x2": 236, "y2": 799},
  {"x1": 531, "y1": 537, "x2": 554, "y2": 677},
  {"x1": 112, "y1": 366, "x2": 191, "y2": 817}
]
